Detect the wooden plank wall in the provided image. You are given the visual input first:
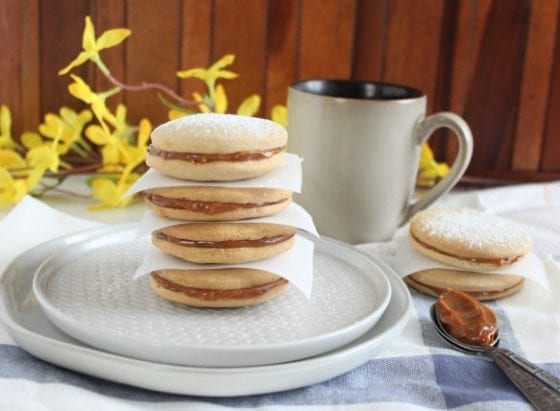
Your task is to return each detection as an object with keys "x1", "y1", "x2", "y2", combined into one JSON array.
[{"x1": 2, "y1": 0, "x2": 560, "y2": 182}]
